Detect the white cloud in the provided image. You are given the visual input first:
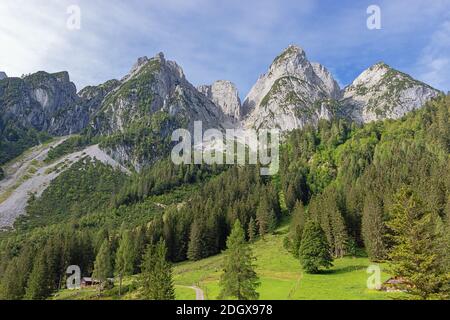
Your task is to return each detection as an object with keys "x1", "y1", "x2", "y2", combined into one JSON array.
[
  {"x1": 1, "y1": 0, "x2": 449, "y2": 95},
  {"x1": 416, "y1": 21, "x2": 450, "y2": 91}
]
